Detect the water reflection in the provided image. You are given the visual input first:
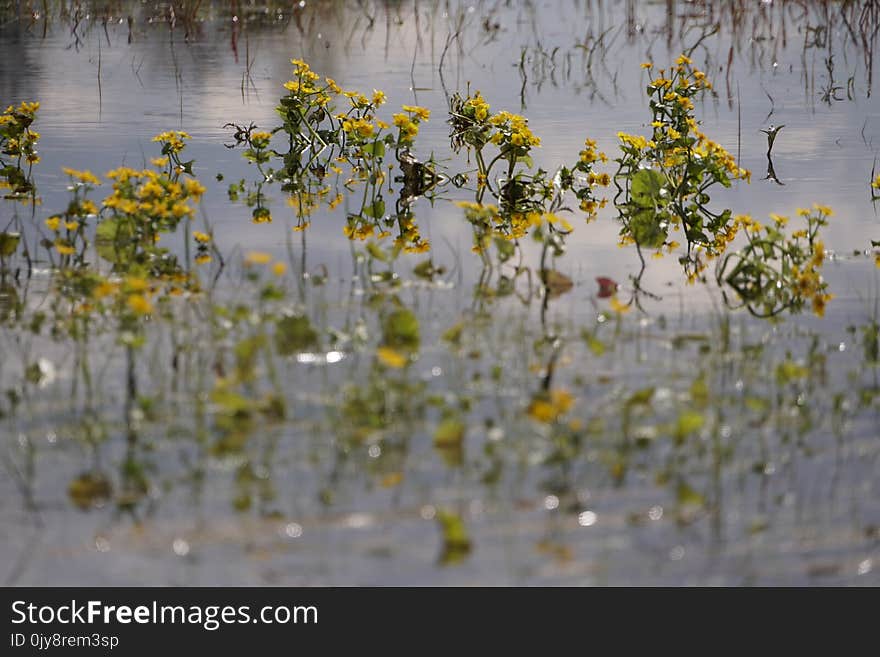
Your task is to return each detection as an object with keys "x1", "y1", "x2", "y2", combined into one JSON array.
[{"x1": 1, "y1": 1, "x2": 879, "y2": 586}]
